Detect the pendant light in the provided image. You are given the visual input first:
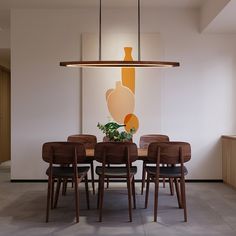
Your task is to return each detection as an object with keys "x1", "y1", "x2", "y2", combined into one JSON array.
[{"x1": 60, "y1": 0, "x2": 180, "y2": 68}]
